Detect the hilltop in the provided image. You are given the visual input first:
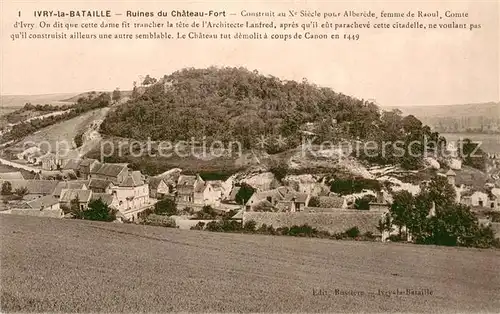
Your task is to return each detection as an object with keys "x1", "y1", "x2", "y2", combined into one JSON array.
[
  {"x1": 97, "y1": 67, "x2": 448, "y2": 175},
  {"x1": 2, "y1": 215, "x2": 499, "y2": 312}
]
